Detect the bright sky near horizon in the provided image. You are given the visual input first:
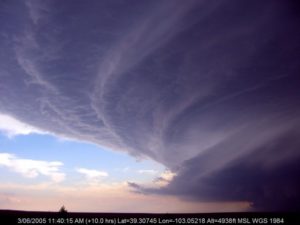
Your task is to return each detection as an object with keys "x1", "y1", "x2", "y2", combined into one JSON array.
[
  {"x1": 0, "y1": 114, "x2": 164, "y2": 184},
  {"x1": 0, "y1": 114, "x2": 249, "y2": 212}
]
